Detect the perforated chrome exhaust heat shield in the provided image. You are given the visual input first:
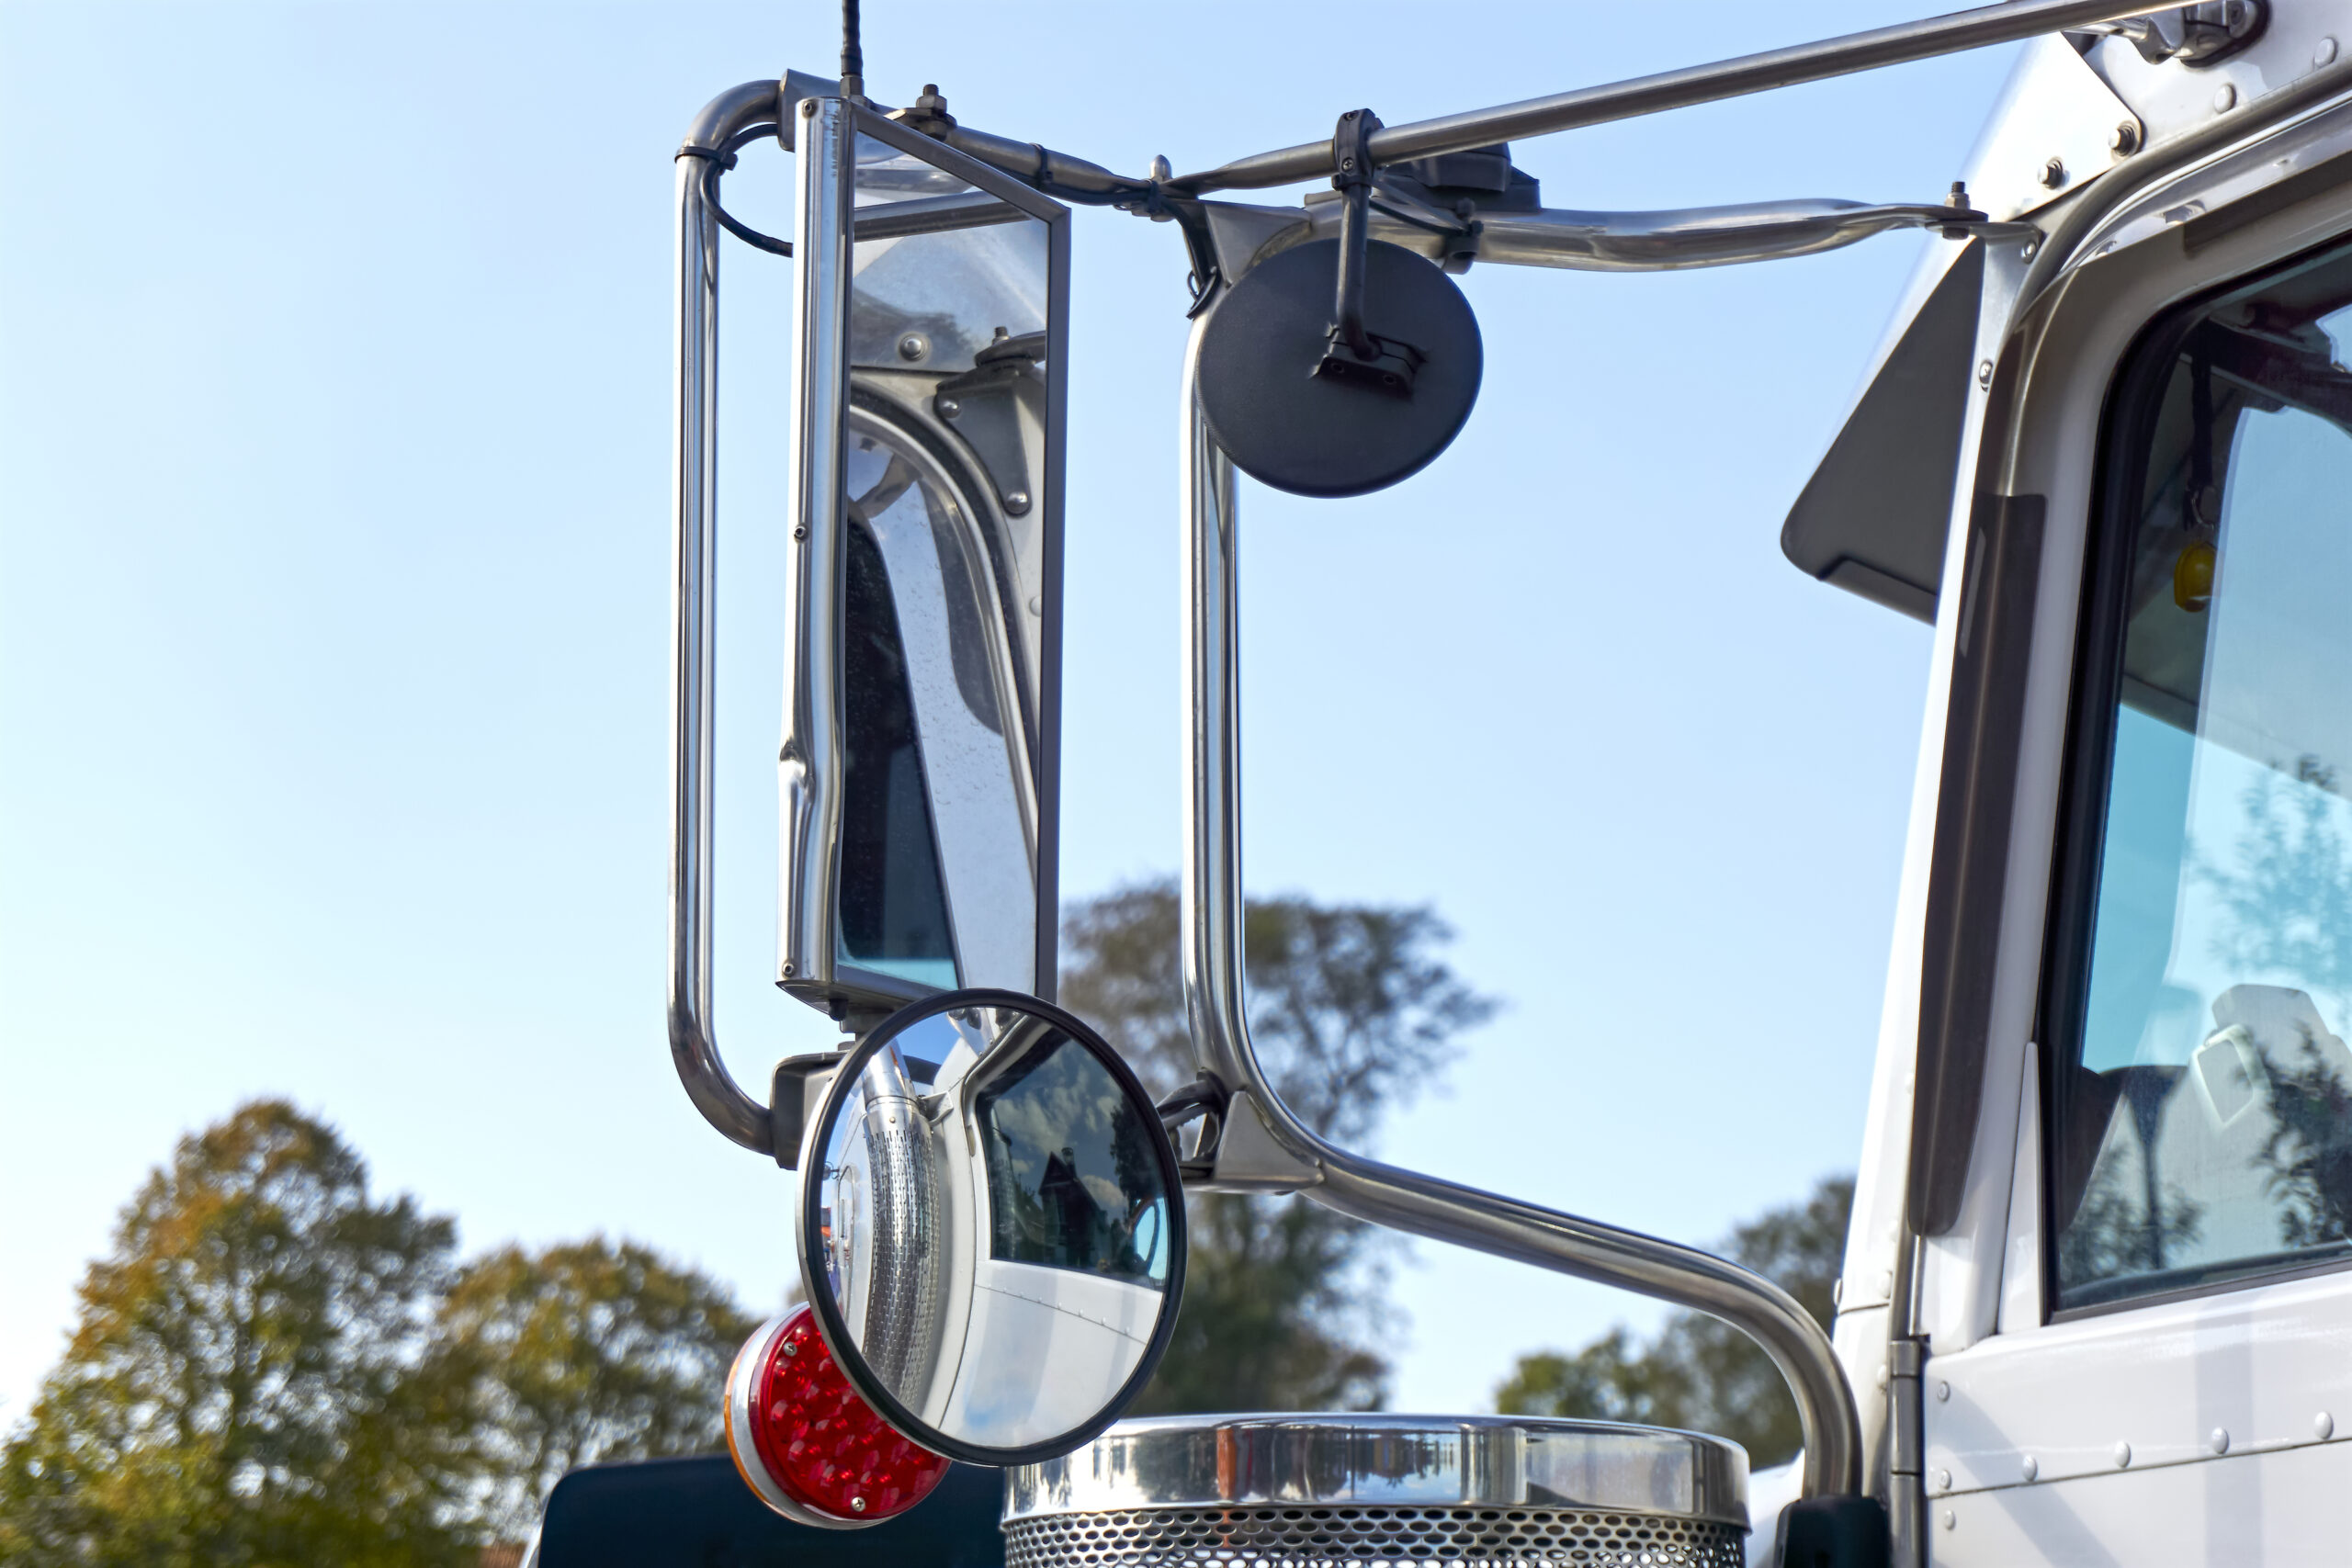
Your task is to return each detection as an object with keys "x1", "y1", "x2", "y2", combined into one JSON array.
[{"x1": 1003, "y1": 1415, "x2": 1749, "y2": 1567}]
